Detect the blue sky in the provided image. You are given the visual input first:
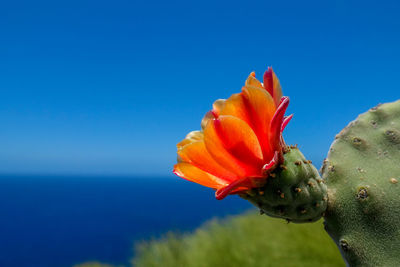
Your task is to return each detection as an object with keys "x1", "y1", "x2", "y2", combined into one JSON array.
[{"x1": 0, "y1": 0, "x2": 399, "y2": 175}]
